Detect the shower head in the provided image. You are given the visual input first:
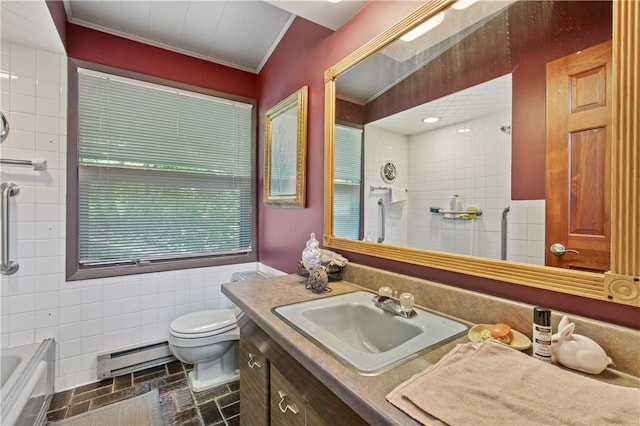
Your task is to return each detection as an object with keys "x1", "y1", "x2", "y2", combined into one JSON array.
[{"x1": 499, "y1": 125, "x2": 511, "y2": 135}]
